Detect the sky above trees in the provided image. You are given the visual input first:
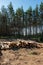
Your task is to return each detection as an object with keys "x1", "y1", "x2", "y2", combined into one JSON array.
[{"x1": 0, "y1": 0, "x2": 43, "y2": 11}]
